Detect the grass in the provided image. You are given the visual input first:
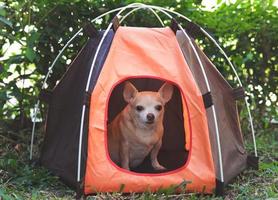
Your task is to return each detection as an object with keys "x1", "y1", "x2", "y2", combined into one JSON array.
[{"x1": 0, "y1": 126, "x2": 277, "y2": 200}]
